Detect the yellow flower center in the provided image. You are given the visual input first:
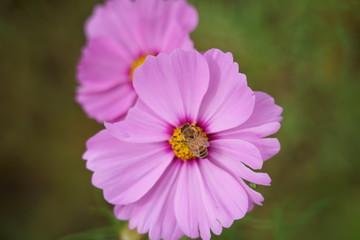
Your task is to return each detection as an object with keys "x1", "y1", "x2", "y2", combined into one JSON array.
[
  {"x1": 130, "y1": 54, "x2": 153, "y2": 81},
  {"x1": 168, "y1": 123, "x2": 208, "y2": 161}
]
